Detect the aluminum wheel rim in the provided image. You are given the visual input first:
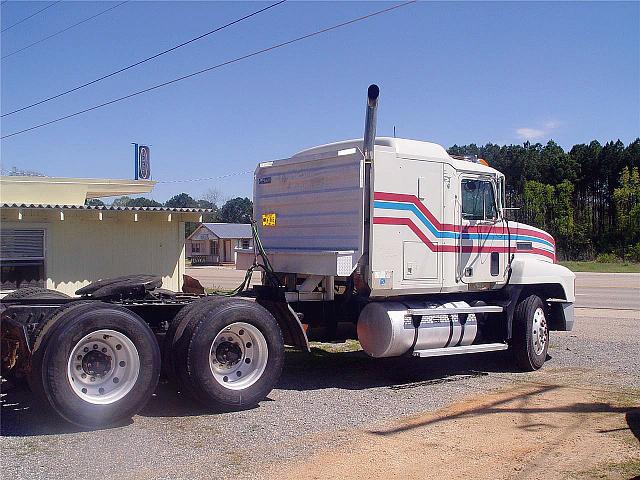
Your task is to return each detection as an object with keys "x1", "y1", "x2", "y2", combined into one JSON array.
[
  {"x1": 209, "y1": 322, "x2": 268, "y2": 391},
  {"x1": 531, "y1": 307, "x2": 548, "y2": 356},
  {"x1": 67, "y1": 329, "x2": 140, "y2": 405}
]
